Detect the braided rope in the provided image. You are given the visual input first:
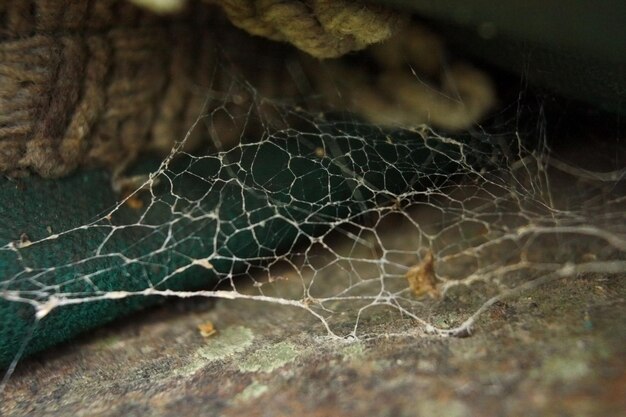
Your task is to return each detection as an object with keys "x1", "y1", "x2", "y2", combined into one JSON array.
[
  {"x1": 132, "y1": 0, "x2": 406, "y2": 58},
  {"x1": 215, "y1": 0, "x2": 406, "y2": 58},
  {"x1": 0, "y1": 0, "x2": 495, "y2": 178},
  {"x1": 0, "y1": 0, "x2": 216, "y2": 177}
]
